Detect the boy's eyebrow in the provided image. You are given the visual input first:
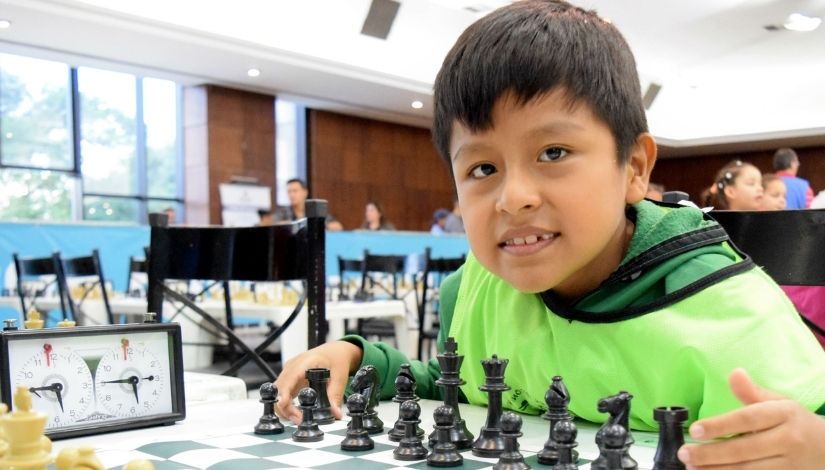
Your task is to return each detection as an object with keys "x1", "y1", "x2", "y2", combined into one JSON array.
[{"x1": 452, "y1": 142, "x2": 494, "y2": 162}]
